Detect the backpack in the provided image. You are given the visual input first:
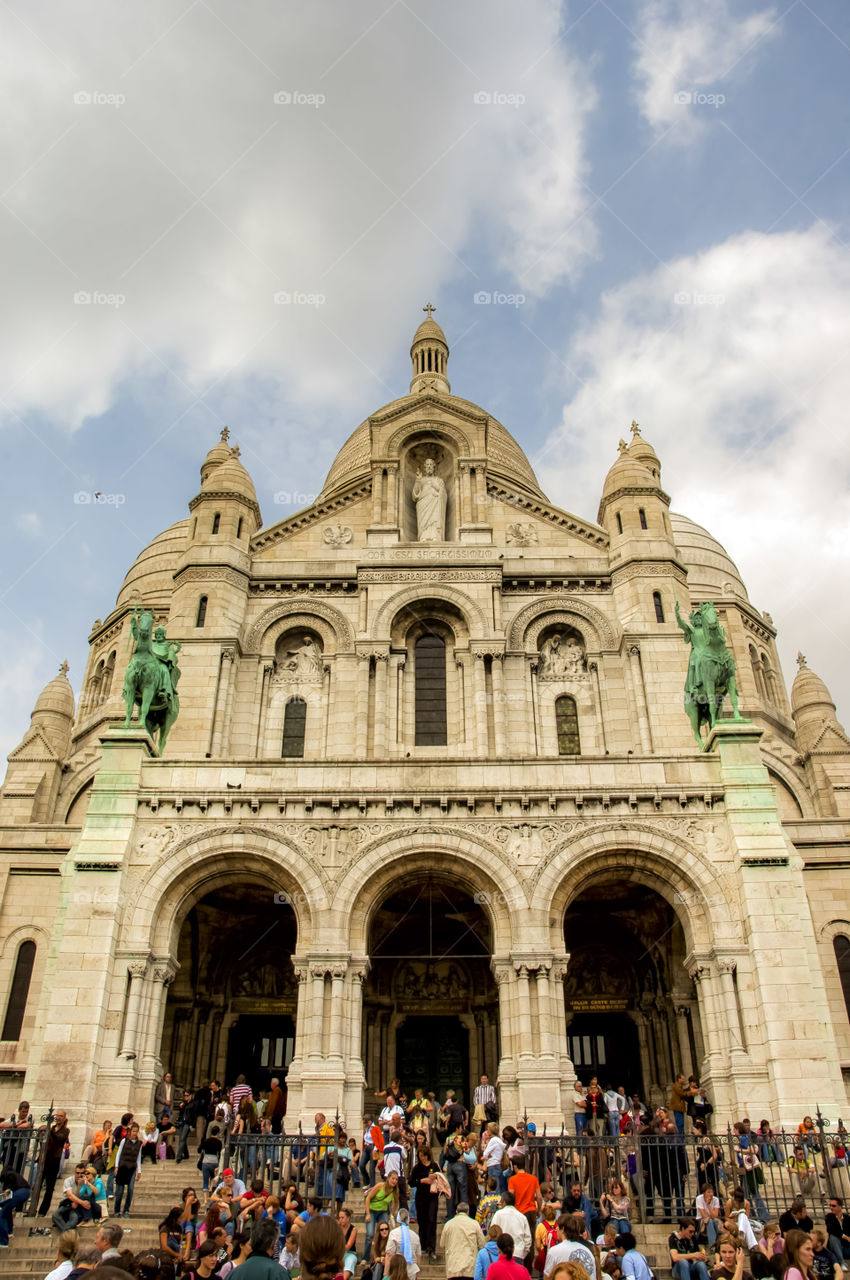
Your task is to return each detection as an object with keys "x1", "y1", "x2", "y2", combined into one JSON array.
[{"x1": 535, "y1": 1222, "x2": 559, "y2": 1272}]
